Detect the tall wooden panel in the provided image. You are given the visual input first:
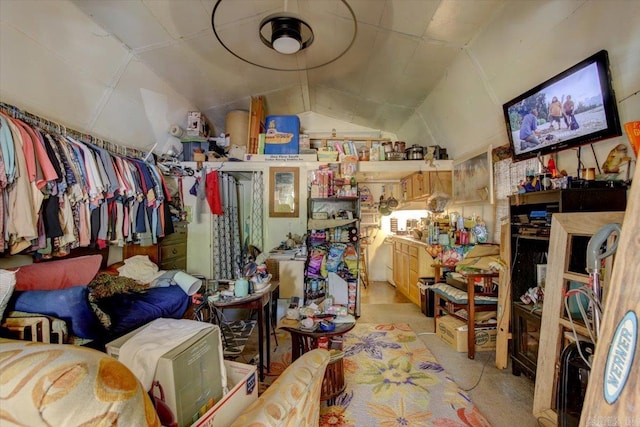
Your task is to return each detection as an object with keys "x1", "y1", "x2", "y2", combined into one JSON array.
[
  {"x1": 532, "y1": 211, "x2": 625, "y2": 423},
  {"x1": 581, "y1": 166, "x2": 638, "y2": 425}
]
